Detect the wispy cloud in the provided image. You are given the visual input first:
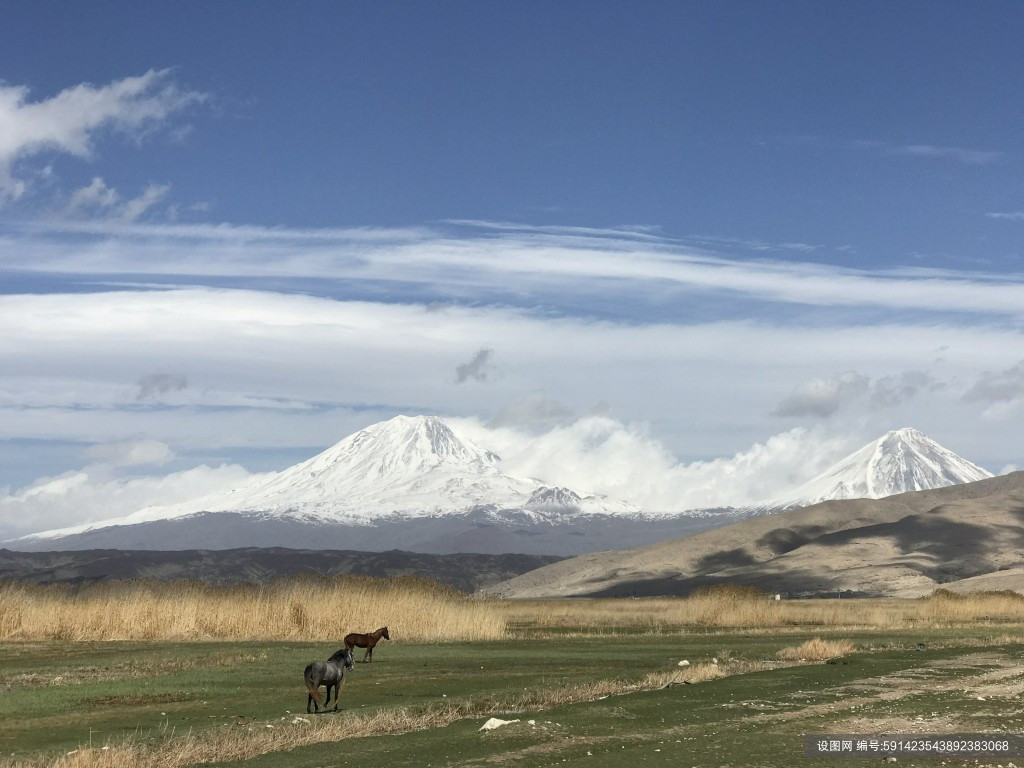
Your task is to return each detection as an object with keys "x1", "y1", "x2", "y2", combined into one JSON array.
[
  {"x1": 986, "y1": 211, "x2": 1024, "y2": 221},
  {"x1": 869, "y1": 371, "x2": 946, "y2": 408},
  {"x1": 856, "y1": 140, "x2": 1001, "y2": 165},
  {"x1": 64, "y1": 177, "x2": 171, "y2": 222},
  {"x1": 136, "y1": 372, "x2": 188, "y2": 401},
  {"x1": 490, "y1": 391, "x2": 575, "y2": 428},
  {"x1": 4, "y1": 221, "x2": 1024, "y2": 321},
  {"x1": 0, "y1": 69, "x2": 206, "y2": 204},
  {"x1": 963, "y1": 361, "x2": 1024, "y2": 404},
  {"x1": 684, "y1": 233, "x2": 826, "y2": 255},
  {"x1": 773, "y1": 370, "x2": 947, "y2": 418},
  {"x1": 81, "y1": 438, "x2": 174, "y2": 467},
  {"x1": 773, "y1": 372, "x2": 870, "y2": 418}
]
